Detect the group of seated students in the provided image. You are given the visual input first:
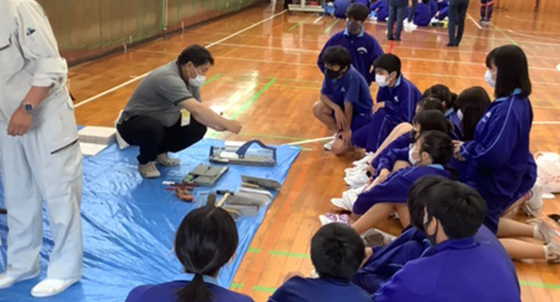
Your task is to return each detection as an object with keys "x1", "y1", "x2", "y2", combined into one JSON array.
[
  {"x1": 334, "y1": 0, "x2": 448, "y2": 27},
  {"x1": 126, "y1": 177, "x2": 525, "y2": 302},
  {"x1": 313, "y1": 0, "x2": 560, "y2": 267}
]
